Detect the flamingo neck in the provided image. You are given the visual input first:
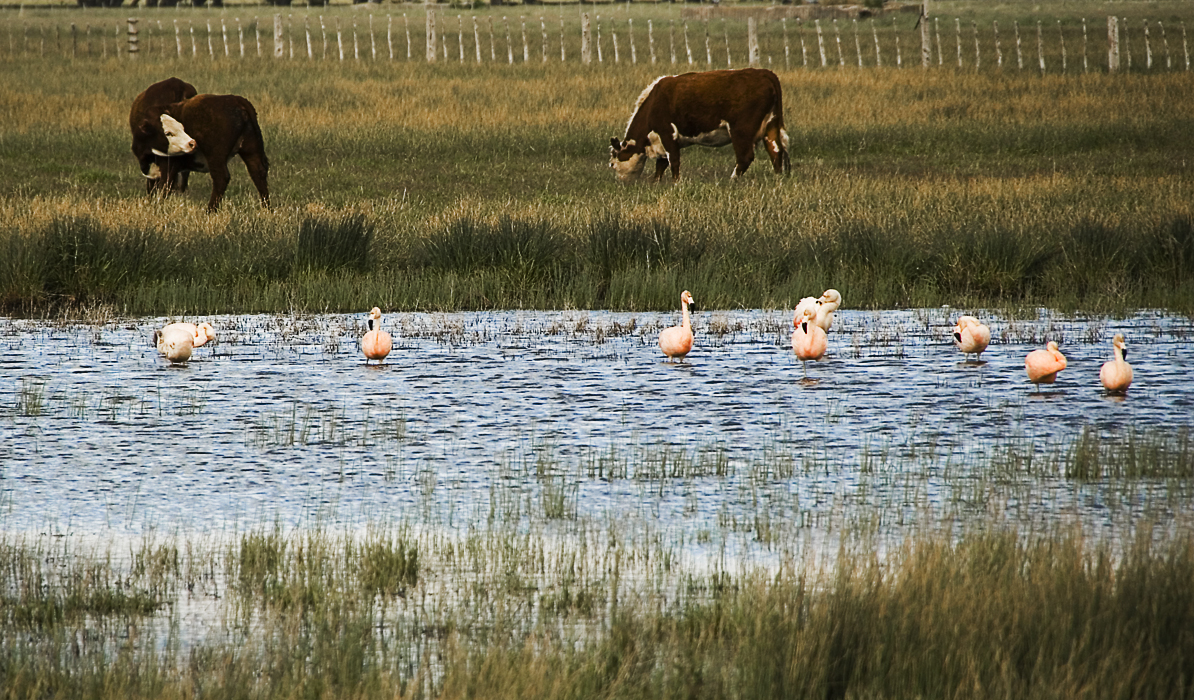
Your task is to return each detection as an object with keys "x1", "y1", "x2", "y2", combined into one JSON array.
[
  {"x1": 1114, "y1": 345, "x2": 1125, "y2": 363},
  {"x1": 681, "y1": 302, "x2": 690, "y2": 329}
]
